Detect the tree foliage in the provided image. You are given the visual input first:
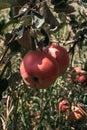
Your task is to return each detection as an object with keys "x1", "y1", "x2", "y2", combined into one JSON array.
[{"x1": 0, "y1": 0, "x2": 87, "y2": 130}]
